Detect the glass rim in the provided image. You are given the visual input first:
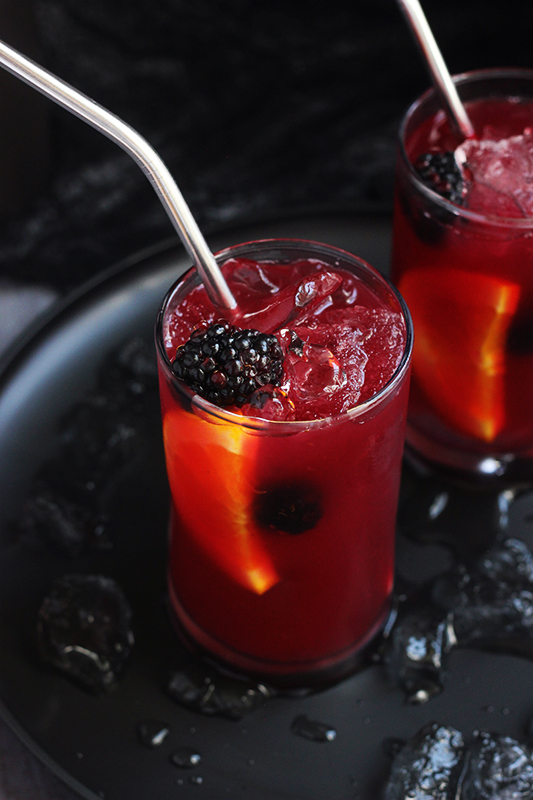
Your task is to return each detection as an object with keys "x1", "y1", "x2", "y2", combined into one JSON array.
[
  {"x1": 155, "y1": 238, "x2": 413, "y2": 432},
  {"x1": 399, "y1": 66, "x2": 533, "y2": 229}
]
